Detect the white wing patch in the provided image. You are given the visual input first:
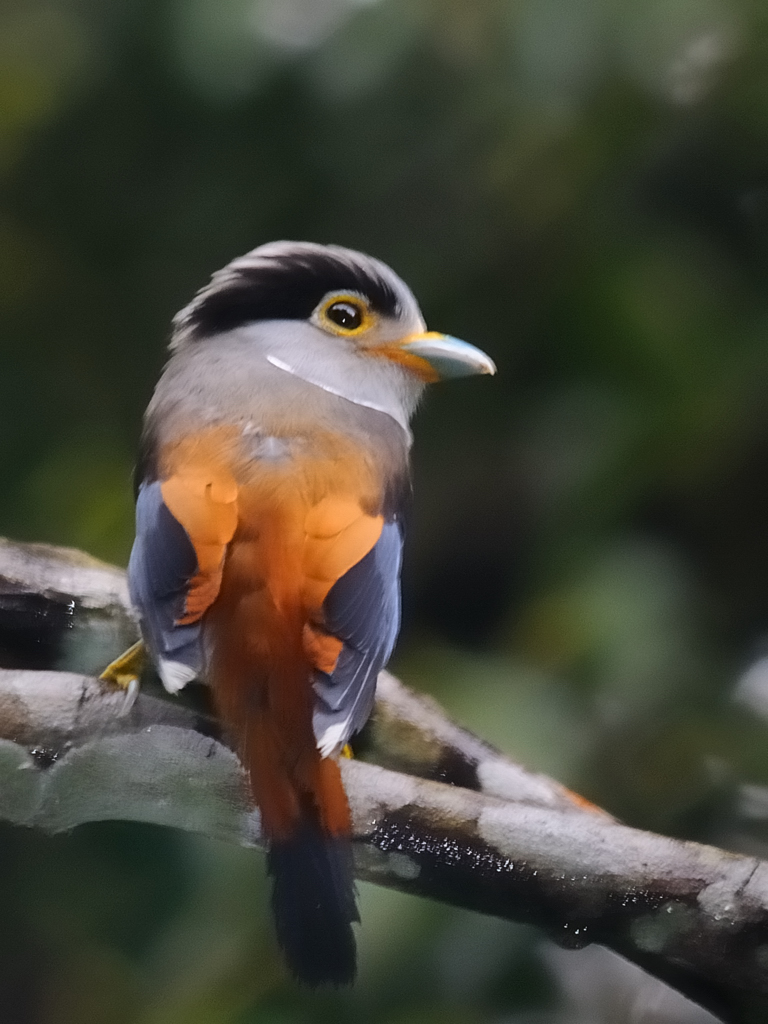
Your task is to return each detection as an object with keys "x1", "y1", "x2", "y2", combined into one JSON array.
[
  {"x1": 158, "y1": 658, "x2": 199, "y2": 694},
  {"x1": 316, "y1": 719, "x2": 352, "y2": 758}
]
